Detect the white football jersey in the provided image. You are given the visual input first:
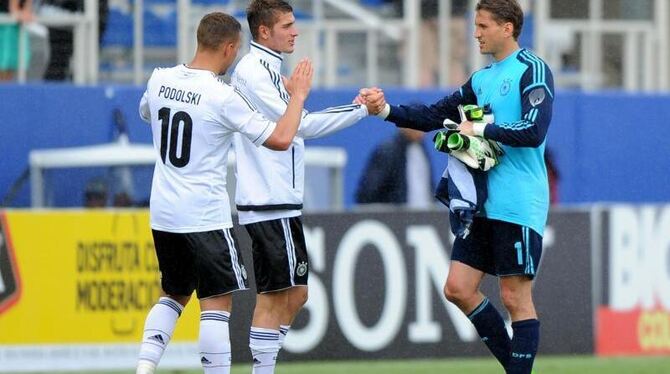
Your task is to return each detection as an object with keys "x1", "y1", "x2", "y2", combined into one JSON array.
[
  {"x1": 231, "y1": 41, "x2": 368, "y2": 225},
  {"x1": 139, "y1": 64, "x2": 276, "y2": 233}
]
